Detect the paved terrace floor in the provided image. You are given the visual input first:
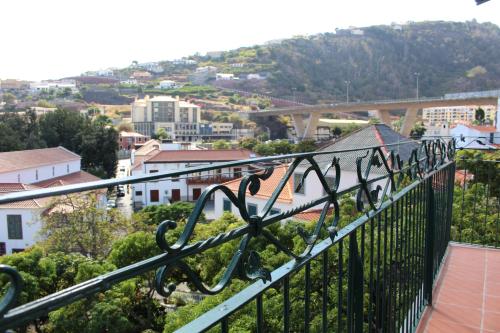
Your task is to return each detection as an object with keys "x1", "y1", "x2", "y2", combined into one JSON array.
[{"x1": 417, "y1": 243, "x2": 500, "y2": 332}]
